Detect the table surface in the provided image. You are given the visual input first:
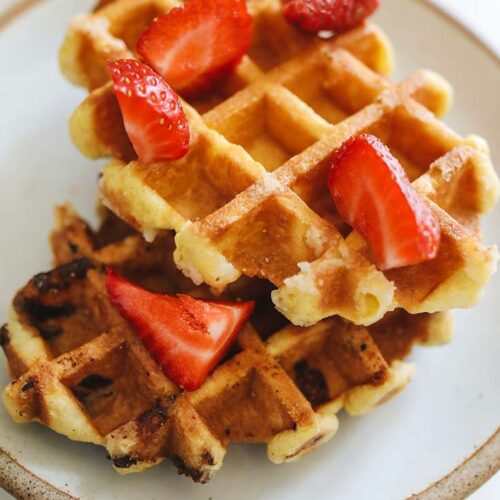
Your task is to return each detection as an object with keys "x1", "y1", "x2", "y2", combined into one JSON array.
[
  {"x1": 432, "y1": 0, "x2": 500, "y2": 54},
  {"x1": 0, "y1": 0, "x2": 498, "y2": 499}
]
